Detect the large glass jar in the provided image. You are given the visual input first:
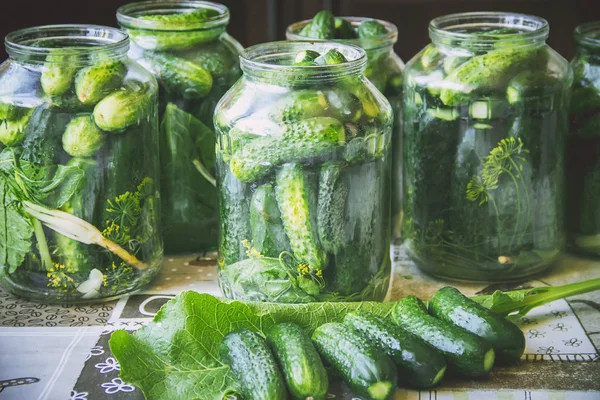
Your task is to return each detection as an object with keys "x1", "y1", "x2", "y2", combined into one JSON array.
[
  {"x1": 567, "y1": 22, "x2": 600, "y2": 256},
  {"x1": 118, "y1": 1, "x2": 243, "y2": 254},
  {"x1": 215, "y1": 42, "x2": 393, "y2": 302},
  {"x1": 402, "y1": 12, "x2": 572, "y2": 281},
  {"x1": 0, "y1": 25, "x2": 162, "y2": 302},
  {"x1": 287, "y1": 16, "x2": 405, "y2": 241}
]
